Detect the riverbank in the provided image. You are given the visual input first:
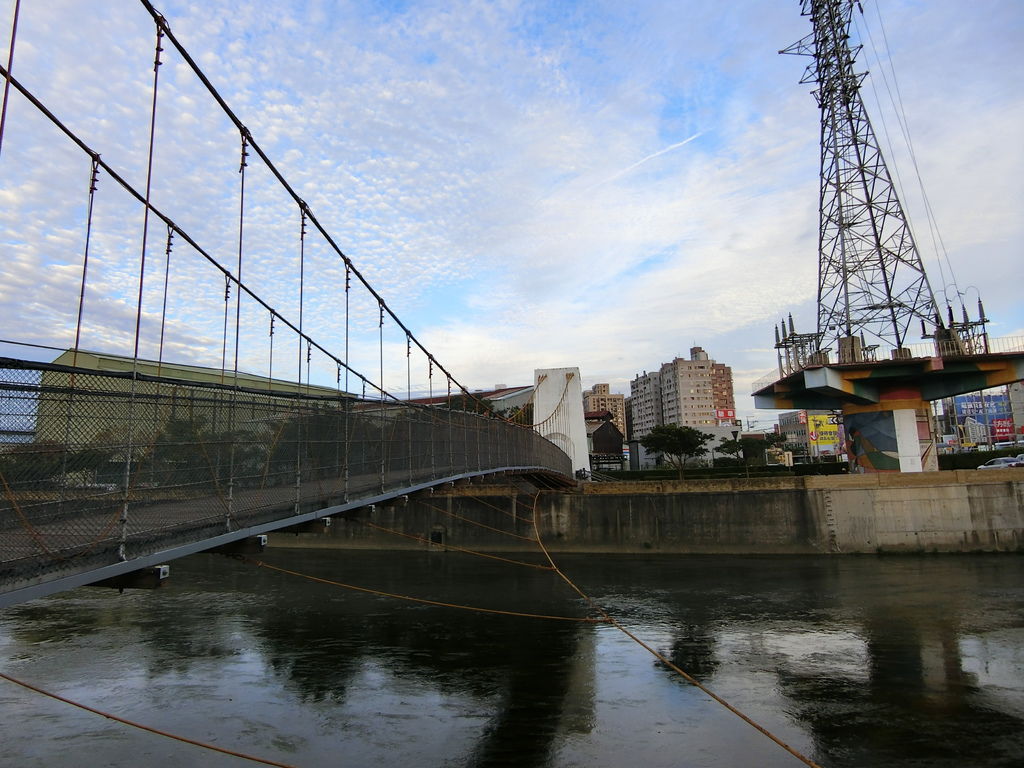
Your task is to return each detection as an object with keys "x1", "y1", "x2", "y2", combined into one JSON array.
[{"x1": 269, "y1": 469, "x2": 1024, "y2": 554}]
